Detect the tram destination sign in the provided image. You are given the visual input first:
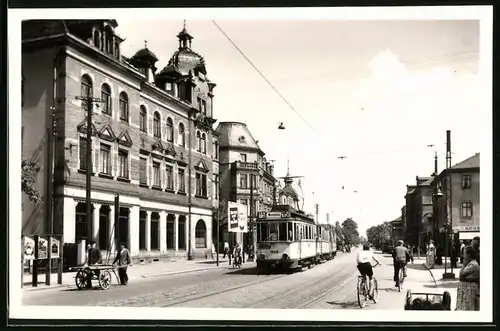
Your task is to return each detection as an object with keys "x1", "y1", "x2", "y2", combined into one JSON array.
[{"x1": 259, "y1": 212, "x2": 290, "y2": 219}]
